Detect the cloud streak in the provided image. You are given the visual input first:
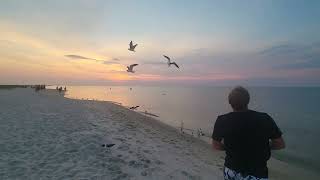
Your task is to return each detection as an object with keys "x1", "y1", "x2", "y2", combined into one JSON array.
[
  {"x1": 103, "y1": 60, "x2": 120, "y2": 65},
  {"x1": 65, "y1": 54, "x2": 121, "y2": 65},
  {"x1": 65, "y1": 54, "x2": 100, "y2": 61},
  {"x1": 258, "y1": 42, "x2": 320, "y2": 69}
]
